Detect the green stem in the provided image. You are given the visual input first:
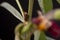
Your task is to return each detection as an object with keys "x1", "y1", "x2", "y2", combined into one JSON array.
[{"x1": 28, "y1": 0, "x2": 34, "y2": 21}]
